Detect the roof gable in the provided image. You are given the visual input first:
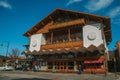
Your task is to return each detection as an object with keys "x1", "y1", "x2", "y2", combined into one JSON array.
[{"x1": 23, "y1": 8, "x2": 111, "y2": 42}]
